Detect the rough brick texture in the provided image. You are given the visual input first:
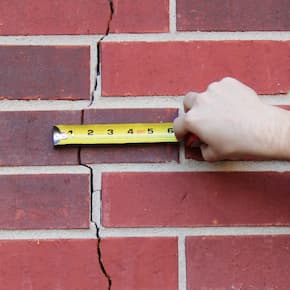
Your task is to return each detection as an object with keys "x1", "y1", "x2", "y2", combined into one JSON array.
[
  {"x1": 0, "y1": 110, "x2": 81, "y2": 166},
  {"x1": 177, "y1": 0, "x2": 290, "y2": 31},
  {"x1": 0, "y1": 46, "x2": 90, "y2": 100},
  {"x1": 0, "y1": 174, "x2": 90, "y2": 229},
  {"x1": 110, "y1": 0, "x2": 169, "y2": 33},
  {"x1": 0, "y1": 0, "x2": 110, "y2": 35},
  {"x1": 0, "y1": 238, "x2": 177, "y2": 290},
  {"x1": 102, "y1": 172, "x2": 290, "y2": 227},
  {"x1": 186, "y1": 235, "x2": 290, "y2": 288},
  {"x1": 80, "y1": 108, "x2": 179, "y2": 163},
  {"x1": 102, "y1": 237, "x2": 178, "y2": 290},
  {"x1": 0, "y1": 239, "x2": 107, "y2": 289},
  {"x1": 102, "y1": 41, "x2": 290, "y2": 96}
]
